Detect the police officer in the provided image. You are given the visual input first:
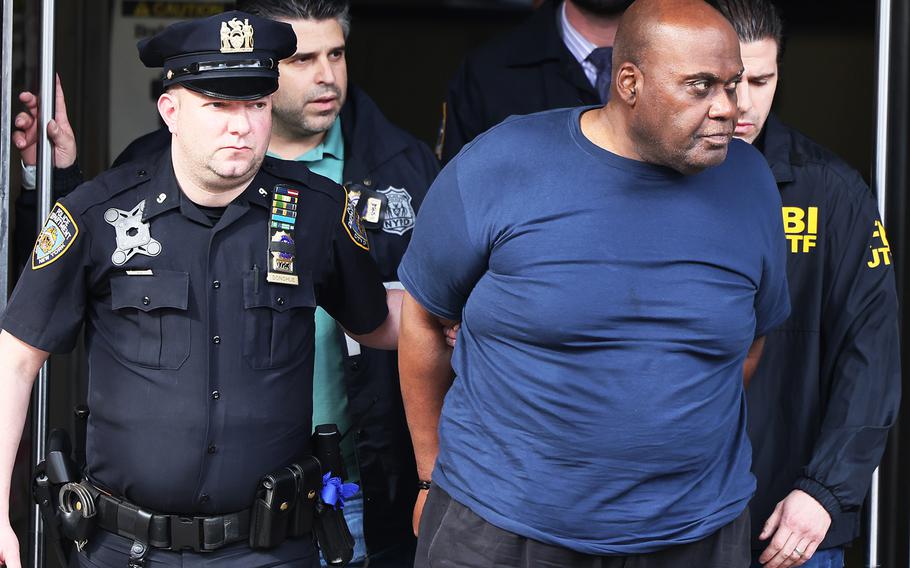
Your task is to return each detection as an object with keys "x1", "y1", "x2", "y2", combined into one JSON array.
[
  {"x1": 439, "y1": 0, "x2": 633, "y2": 162},
  {"x1": 0, "y1": 11, "x2": 401, "y2": 568},
  {"x1": 11, "y1": 2, "x2": 439, "y2": 565}
]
